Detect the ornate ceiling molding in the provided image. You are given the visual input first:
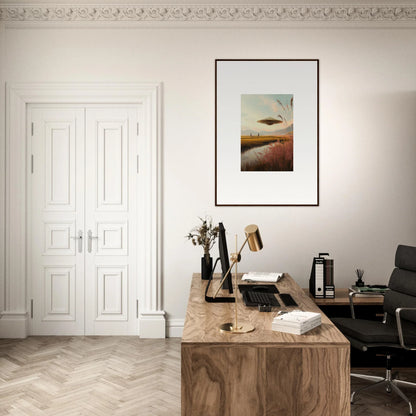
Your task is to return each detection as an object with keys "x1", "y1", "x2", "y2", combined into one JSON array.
[{"x1": 0, "y1": 4, "x2": 415, "y2": 23}]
